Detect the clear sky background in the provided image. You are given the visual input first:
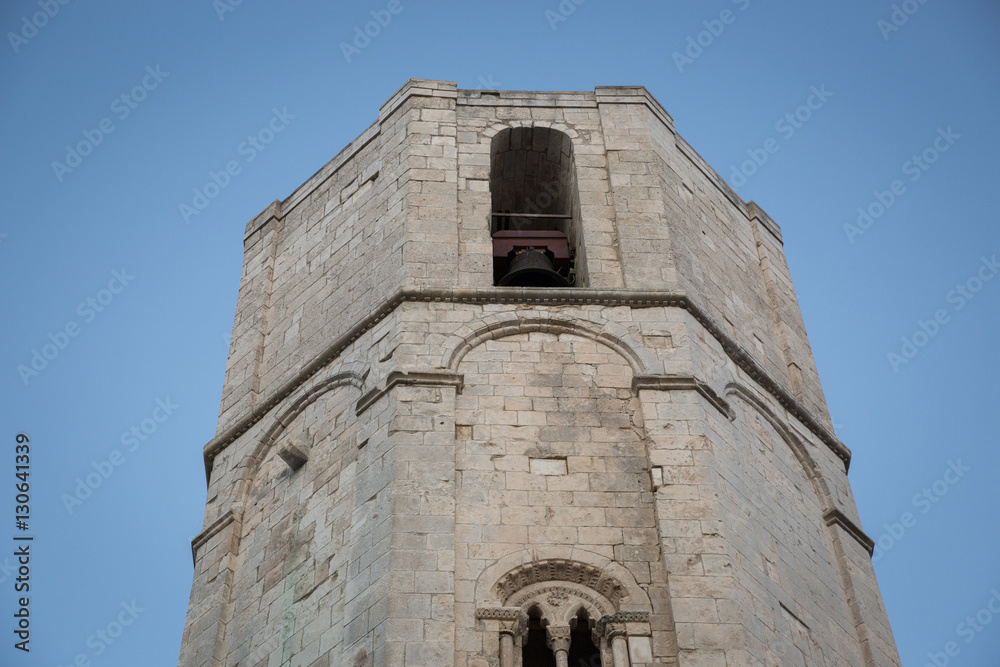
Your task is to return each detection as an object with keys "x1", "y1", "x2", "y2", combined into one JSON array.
[{"x1": 1, "y1": 1, "x2": 997, "y2": 665}]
